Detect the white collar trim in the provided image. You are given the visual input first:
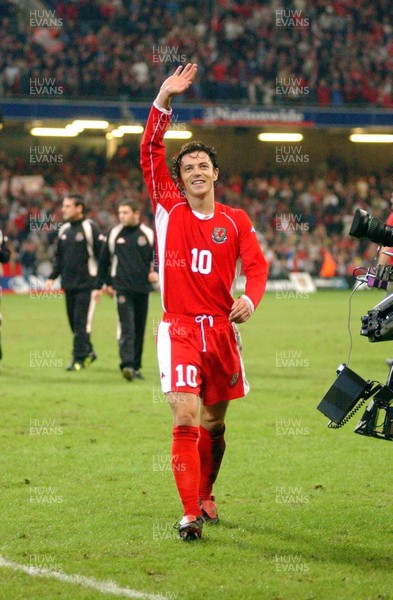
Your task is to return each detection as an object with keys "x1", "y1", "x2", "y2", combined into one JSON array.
[{"x1": 192, "y1": 210, "x2": 214, "y2": 220}]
